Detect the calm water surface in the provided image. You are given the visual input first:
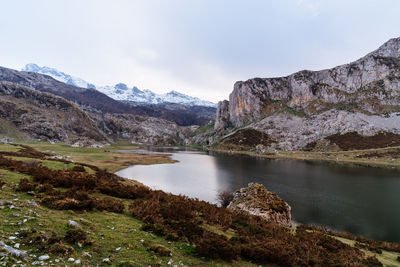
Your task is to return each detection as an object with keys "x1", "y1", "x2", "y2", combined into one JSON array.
[{"x1": 117, "y1": 148, "x2": 400, "y2": 243}]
